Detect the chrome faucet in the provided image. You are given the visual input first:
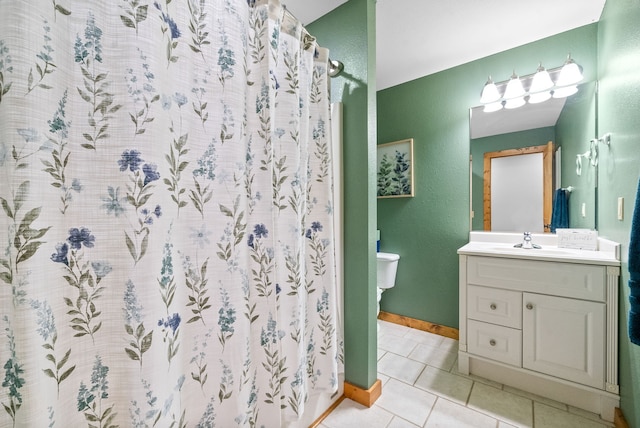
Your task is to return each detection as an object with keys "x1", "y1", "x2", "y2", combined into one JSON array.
[{"x1": 514, "y1": 232, "x2": 541, "y2": 249}]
